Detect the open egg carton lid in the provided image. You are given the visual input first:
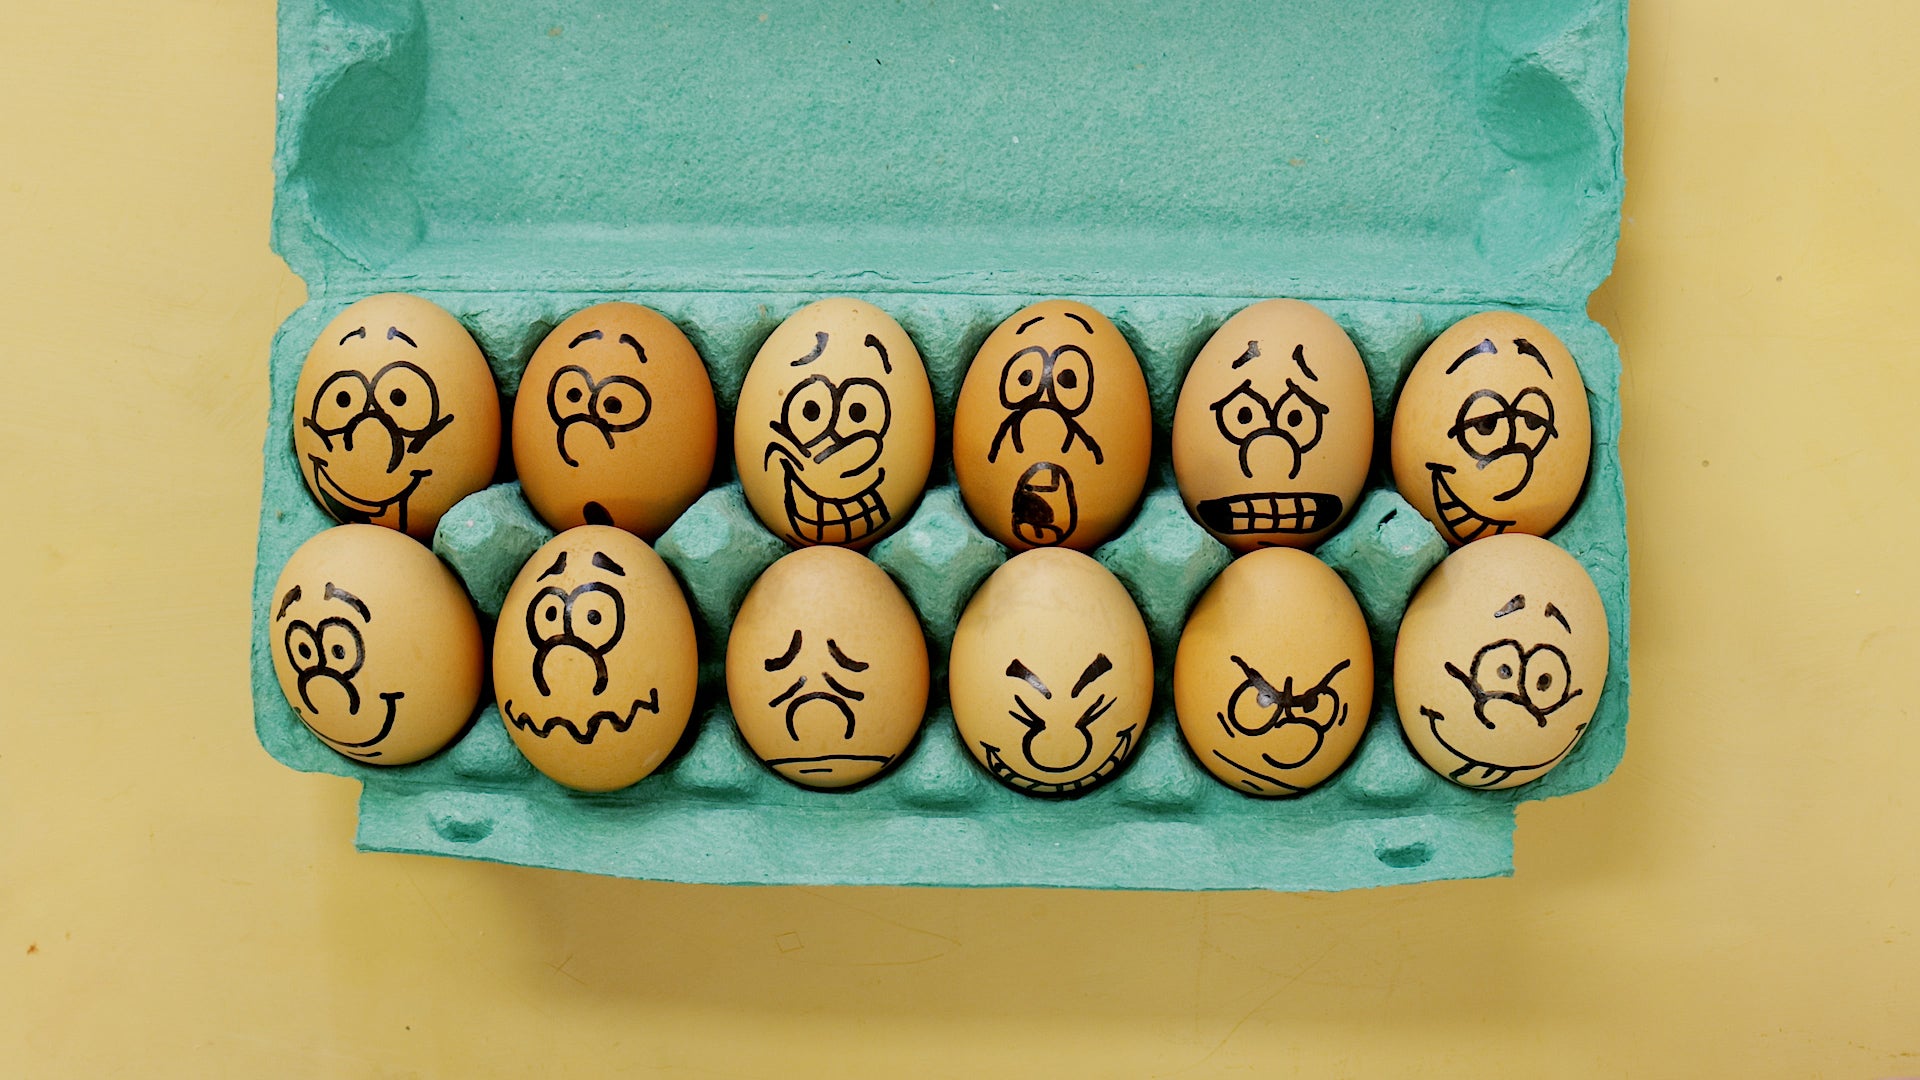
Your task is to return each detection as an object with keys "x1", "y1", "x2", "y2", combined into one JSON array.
[{"x1": 253, "y1": 0, "x2": 1629, "y2": 890}]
